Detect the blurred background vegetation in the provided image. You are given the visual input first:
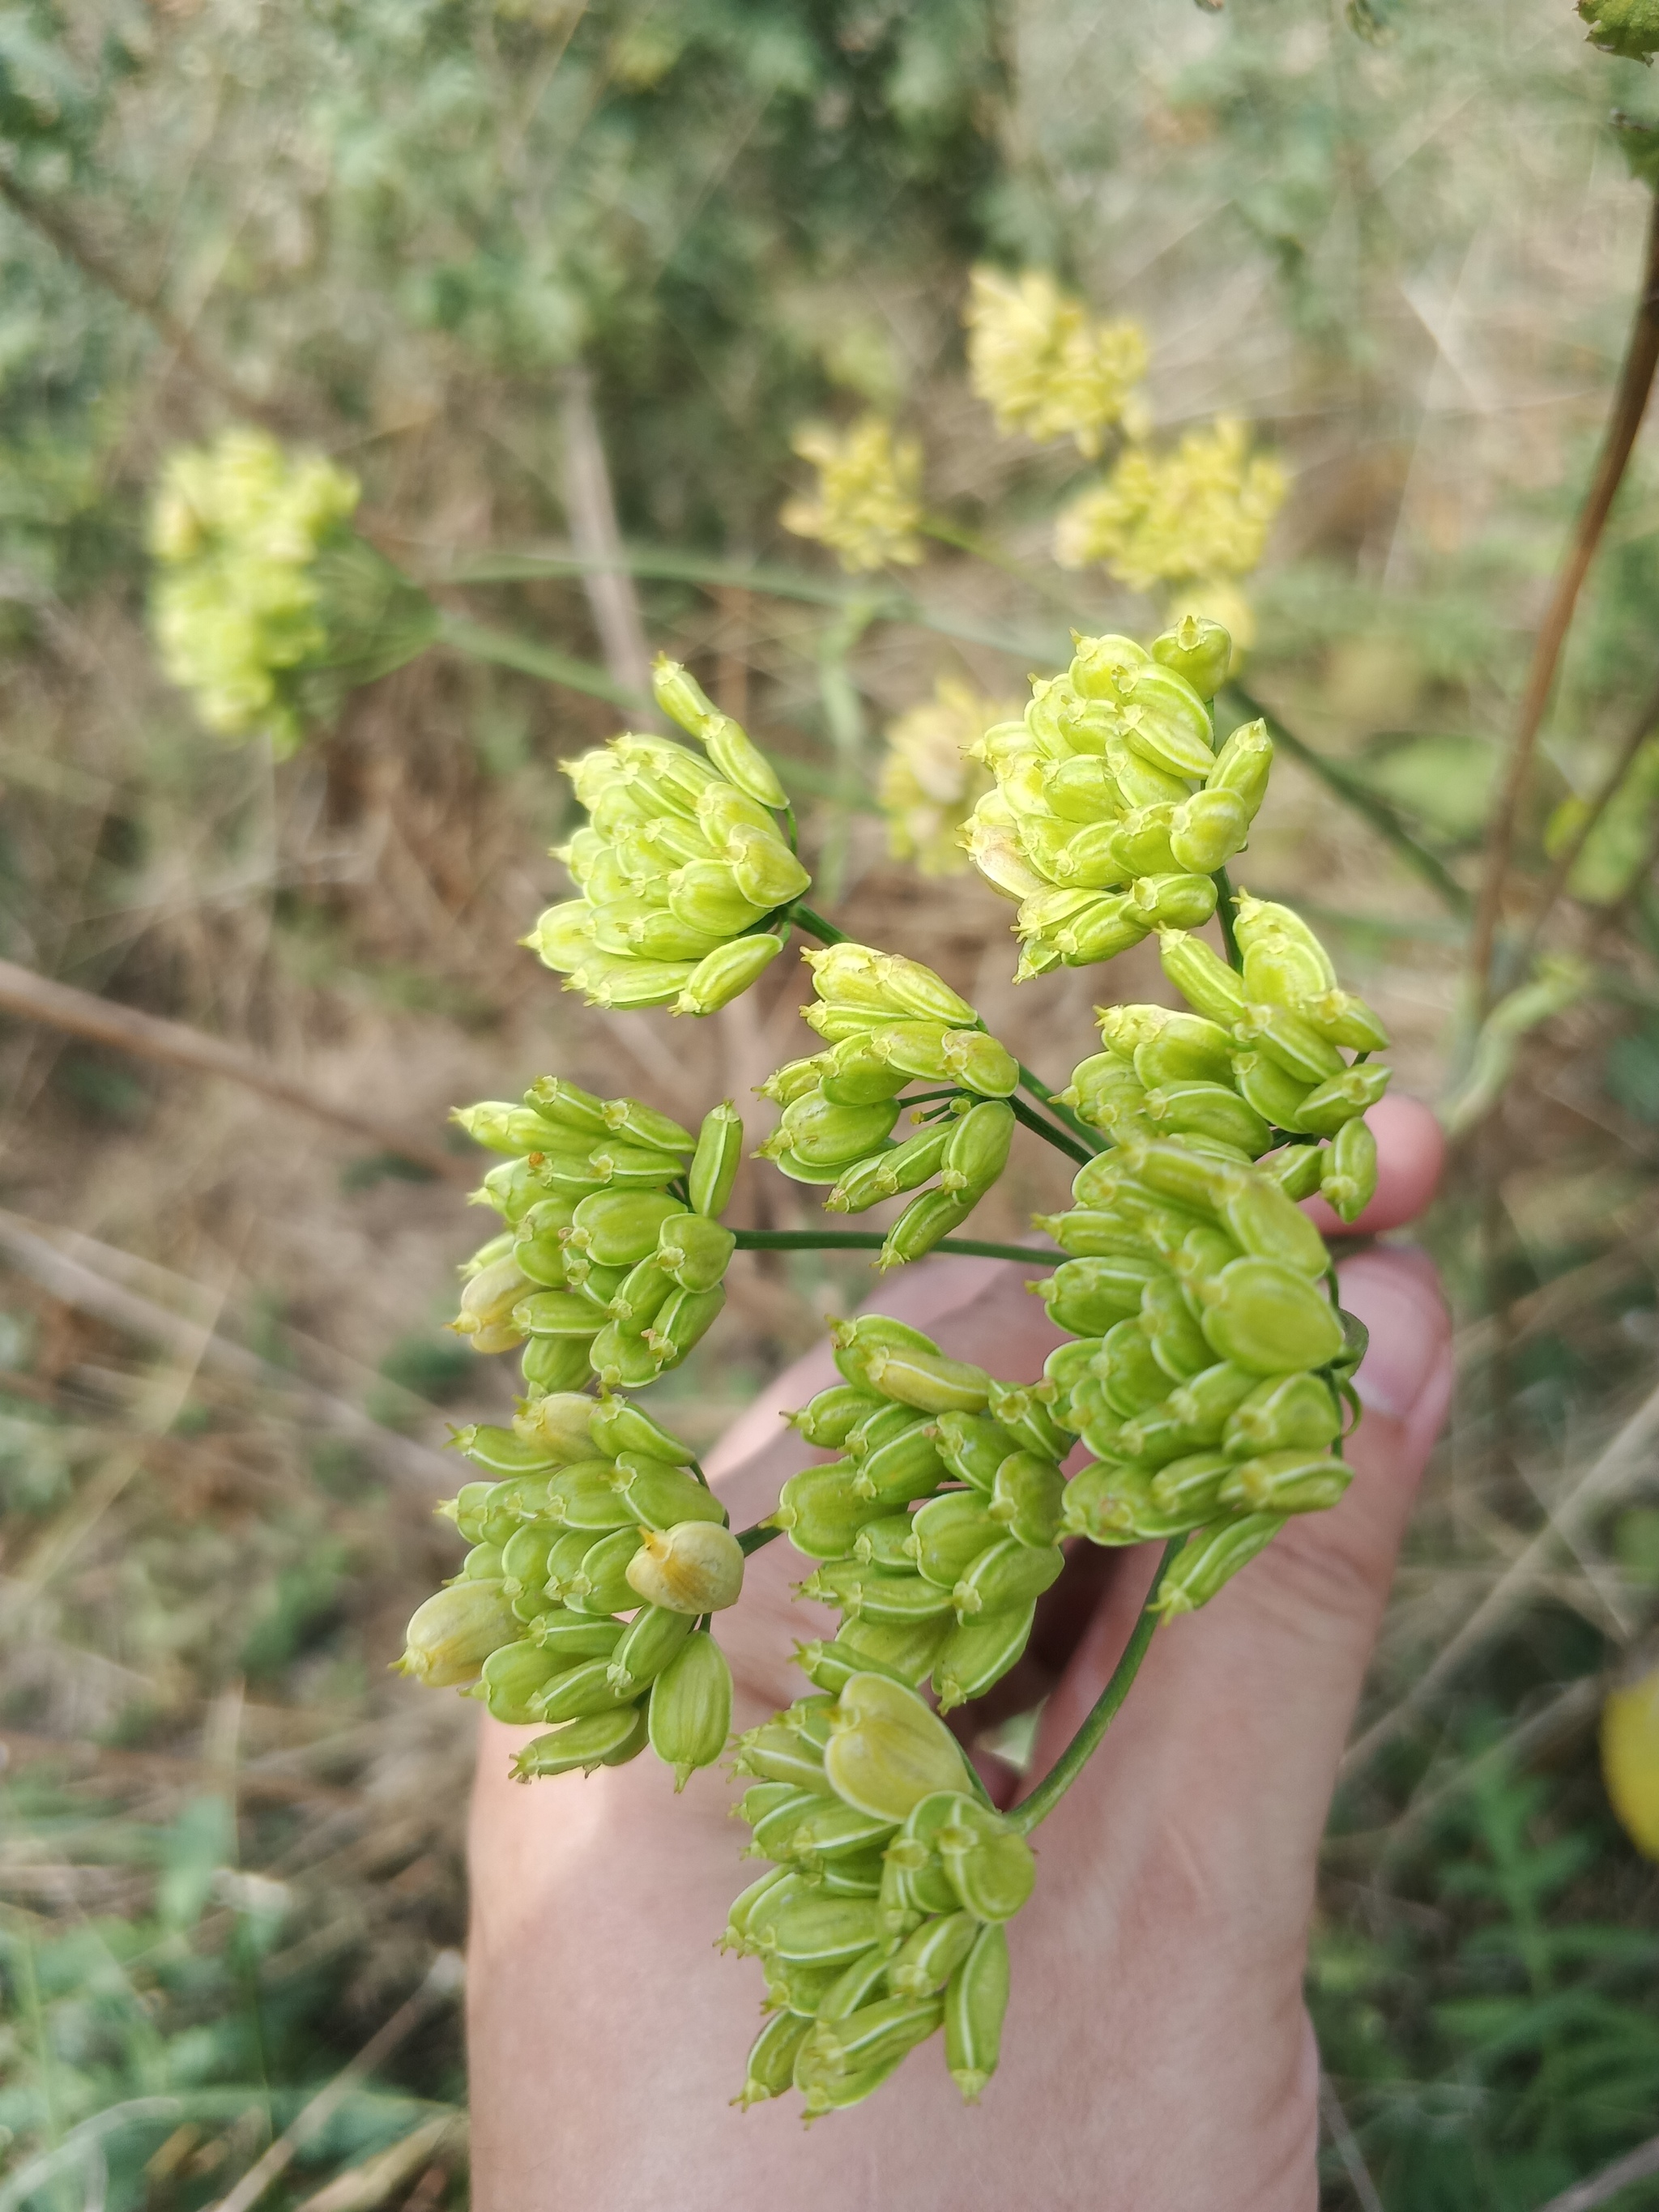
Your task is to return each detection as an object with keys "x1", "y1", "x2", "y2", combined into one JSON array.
[{"x1": 4, "y1": 0, "x2": 1659, "y2": 2206}]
